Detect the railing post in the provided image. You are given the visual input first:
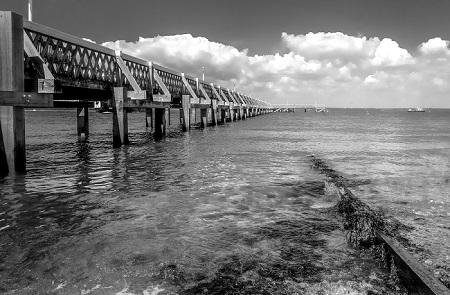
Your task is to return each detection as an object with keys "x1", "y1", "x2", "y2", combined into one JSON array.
[
  {"x1": 112, "y1": 87, "x2": 128, "y2": 147},
  {"x1": 181, "y1": 95, "x2": 190, "y2": 132},
  {"x1": 0, "y1": 12, "x2": 26, "y2": 175},
  {"x1": 154, "y1": 108, "x2": 166, "y2": 139}
]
